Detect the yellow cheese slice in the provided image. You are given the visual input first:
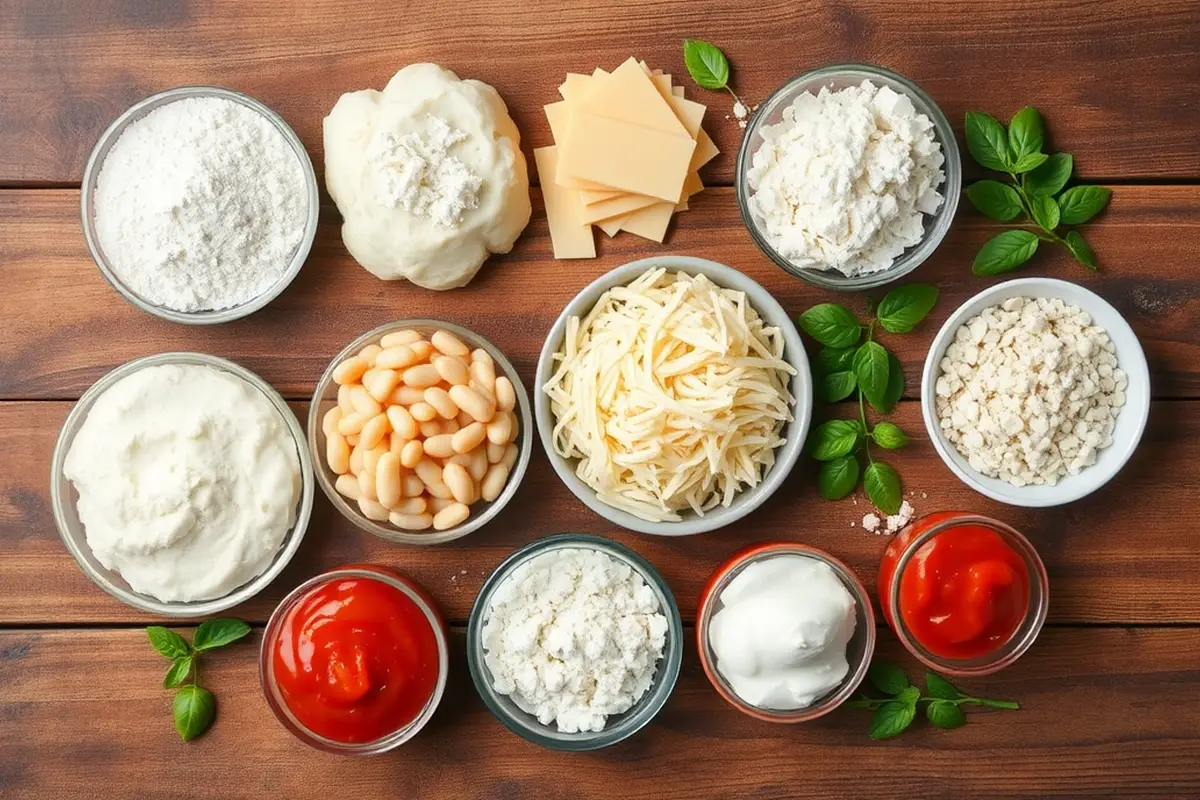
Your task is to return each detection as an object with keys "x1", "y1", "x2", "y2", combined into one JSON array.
[
  {"x1": 579, "y1": 192, "x2": 660, "y2": 224},
  {"x1": 534, "y1": 146, "x2": 595, "y2": 259},
  {"x1": 558, "y1": 112, "x2": 695, "y2": 202},
  {"x1": 580, "y1": 188, "x2": 626, "y2": 204},
  {"x1": 690, "y1": 129, "x2": 720, "y2": 173},
  {"x1": 546, "y1": 101, "x2": 622, "y2": 192},
  {"x1": 672, "y1": 86, "x2": 685, "y2": 98},
  {"x1": 620, "y1": 201, "x2": 676, "y2": 243},
  {"x1": 580, "y1": 57, "x2": 690, "y2": 138},
  {"x1": 597, "y1": 213, "x2": 632, "y2": 238},
  {"x1": 558, "y1": 73, "x2": 593, "y2": 103}
]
